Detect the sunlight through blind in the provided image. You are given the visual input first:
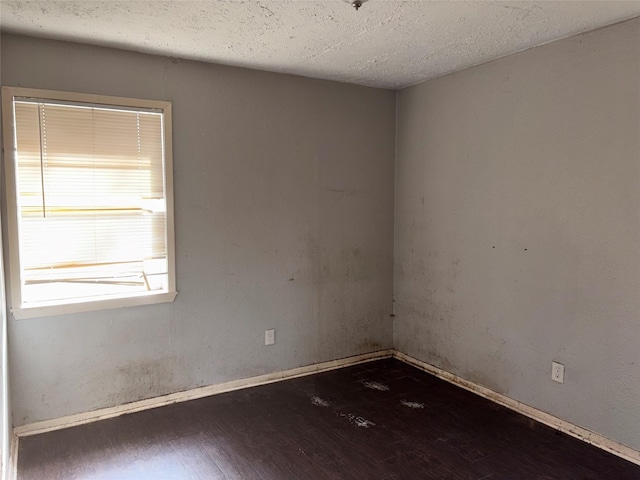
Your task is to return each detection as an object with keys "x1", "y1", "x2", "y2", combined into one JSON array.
[{"x1": 13, "y1": 100, "x2": 168, "y2": 304}]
